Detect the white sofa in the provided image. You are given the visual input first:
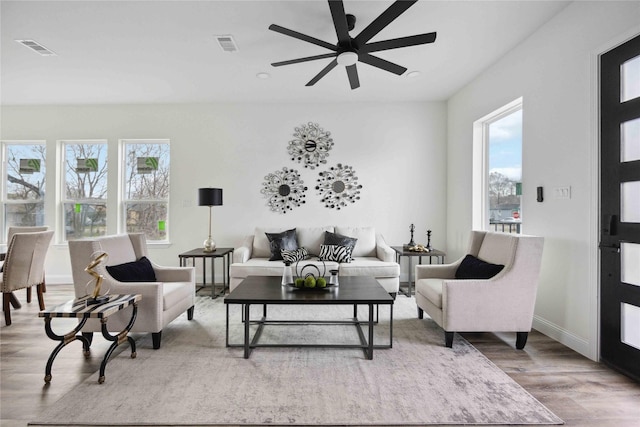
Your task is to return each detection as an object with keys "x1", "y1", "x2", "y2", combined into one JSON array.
[{"x1": 230, "y1": 226, "x2": 400, "y2": 295}]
